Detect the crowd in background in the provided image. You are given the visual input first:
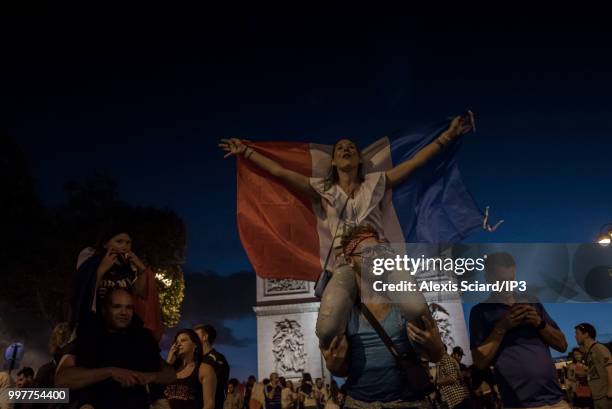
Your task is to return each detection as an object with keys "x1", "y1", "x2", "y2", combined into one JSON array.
[
  {"x1": 0, "y1": 305, "x2": 610, "y2": 409},
  {"x1": 0, "y1": 227, "x2": 610, "y2": 409}
]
